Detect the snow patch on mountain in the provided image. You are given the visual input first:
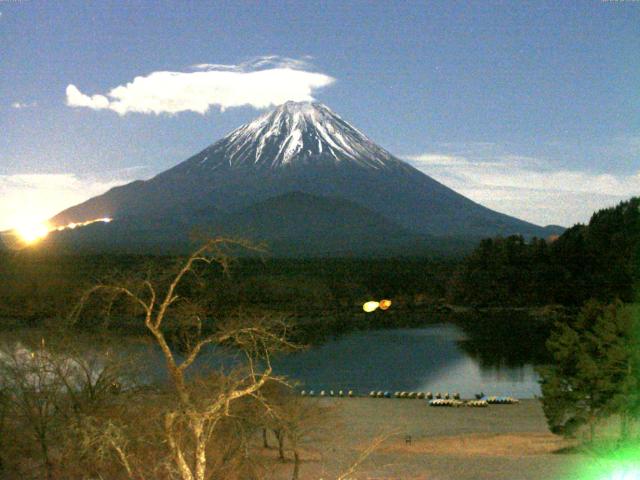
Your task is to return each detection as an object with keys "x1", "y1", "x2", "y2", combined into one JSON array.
[{"x1": 196, "y1": 101, "x2": 398, "y2": 170}]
